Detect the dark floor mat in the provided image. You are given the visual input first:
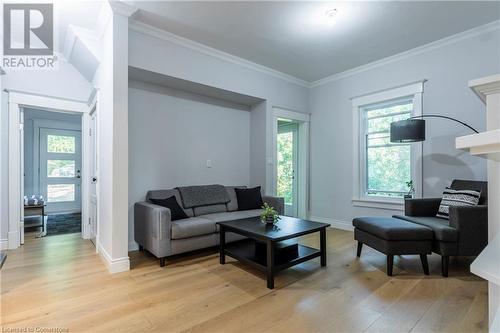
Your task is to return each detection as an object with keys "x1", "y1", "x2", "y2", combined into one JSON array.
[{"x1": 46, "y1": 213, "x2": 81, "y2": 235}]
